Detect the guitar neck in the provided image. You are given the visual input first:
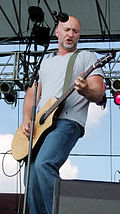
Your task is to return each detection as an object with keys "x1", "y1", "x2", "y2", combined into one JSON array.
[
  {"x1": 44, "y1": 84, "x2": 75, "y2": 119},
  {"x1": 57, "y1": 63, "x2": 95, "y2": 103},
  {"x1": 83, "y1": 64, "x2": 95, "y2": 79},
  {"x1": 45, "y1": 64, "x2": 95, "y2": 119}
]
